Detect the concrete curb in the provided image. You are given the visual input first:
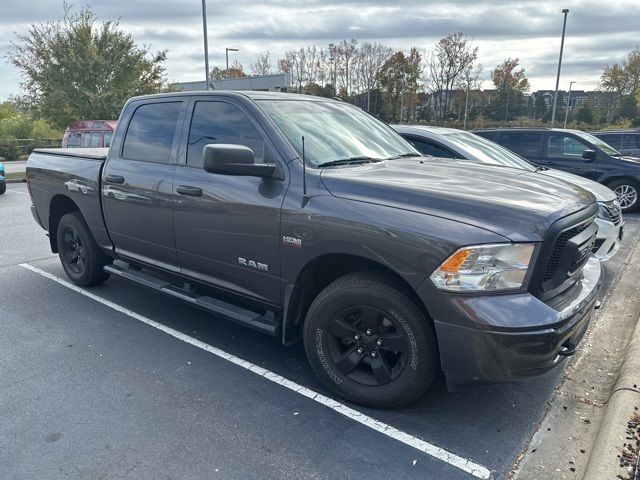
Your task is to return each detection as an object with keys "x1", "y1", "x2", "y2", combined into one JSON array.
[
  {"x1": 6, "y1": 178, "x2": 26, "y2": 183},
  {"x1": 584, "y1": 287, "x2": 640, "y2": 478}
]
